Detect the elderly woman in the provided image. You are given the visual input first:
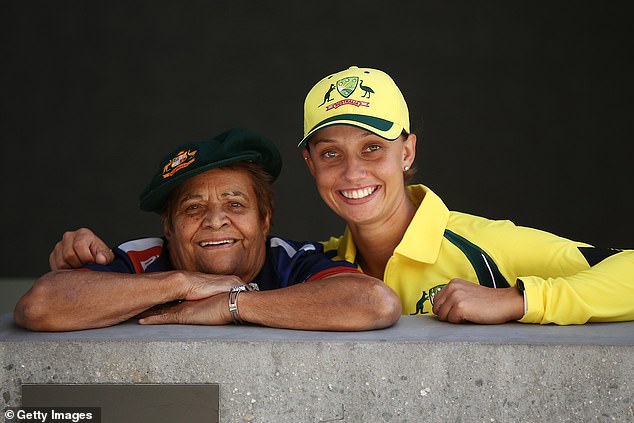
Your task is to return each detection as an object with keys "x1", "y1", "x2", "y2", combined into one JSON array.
[{"x1": 14, "y1": 128, "x2": 401, "y2": 332}]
